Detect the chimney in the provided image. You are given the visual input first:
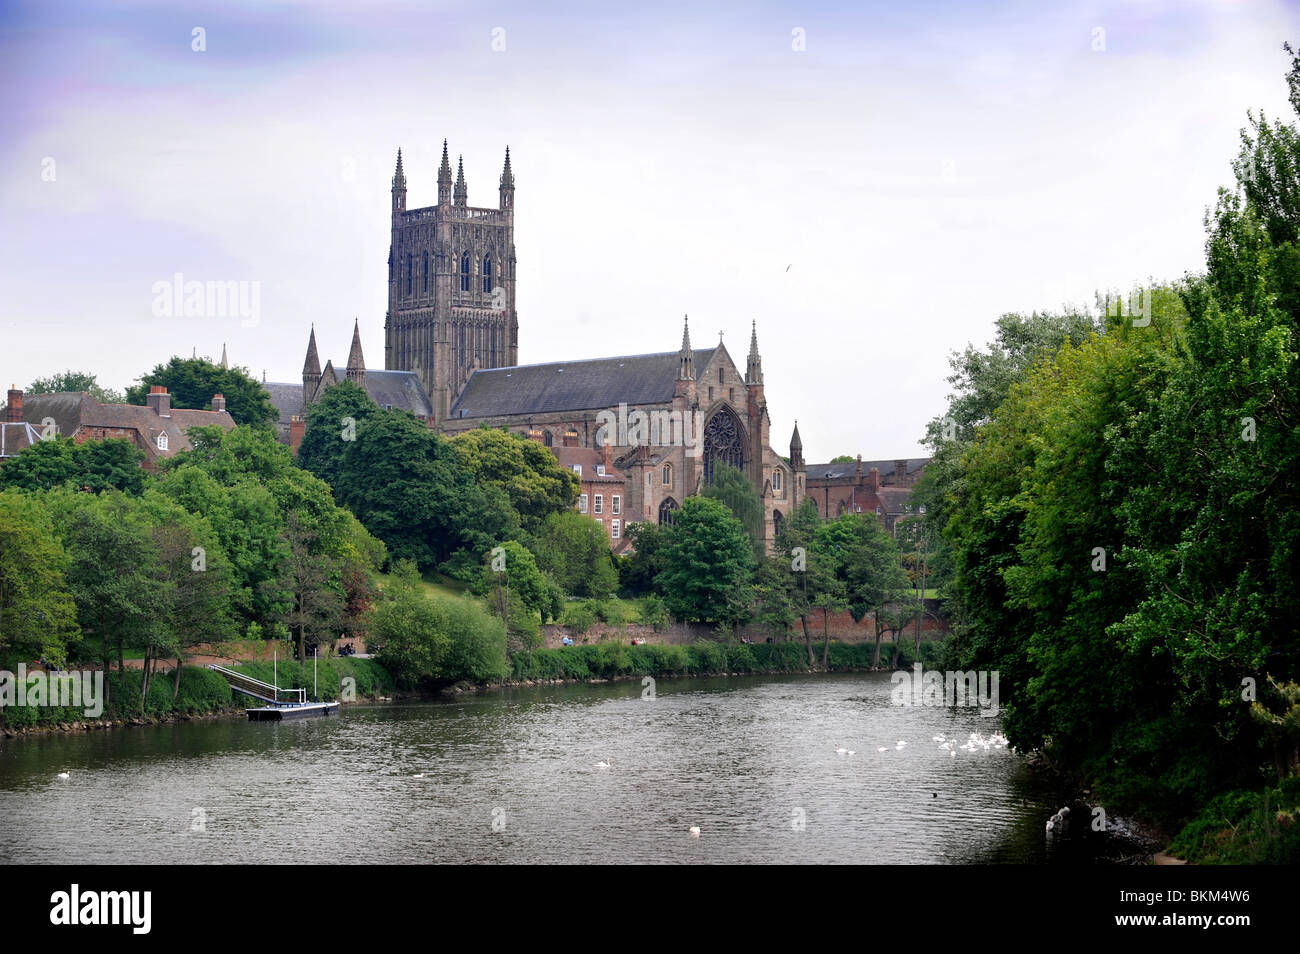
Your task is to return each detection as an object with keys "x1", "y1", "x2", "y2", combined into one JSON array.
[
  {"x1": 600, "y1": 442, "x2": 613, "y2": 471},
  {"x1": 146, "y1": 385, "x2": 171, "y2": 418},
  {"x1": 289, "y1": 415, "x2": 306, "y2": 454},
  {"x1": 869, "y1": 467, "x2": 881, "y2": 493},
  {"x1": 6, "y1": 386, "x2": 21, "y2": 423},
  {"x1": 211, "y1": 393, "x2": 226, "y2": 413},
  {"x1": 895, "y1": 458, "x2": 907, "y2": 480},
  {"x1": 855, "y1": 454, "x2": 863, "y2": 477}
]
